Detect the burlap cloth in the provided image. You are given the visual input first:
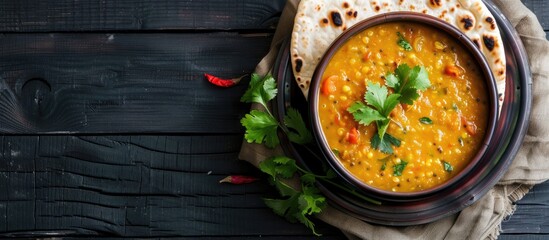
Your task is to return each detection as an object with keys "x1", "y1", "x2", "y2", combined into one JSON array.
[{"x1": 239, "y1": 0, "x2": 549, "y2": 239}]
